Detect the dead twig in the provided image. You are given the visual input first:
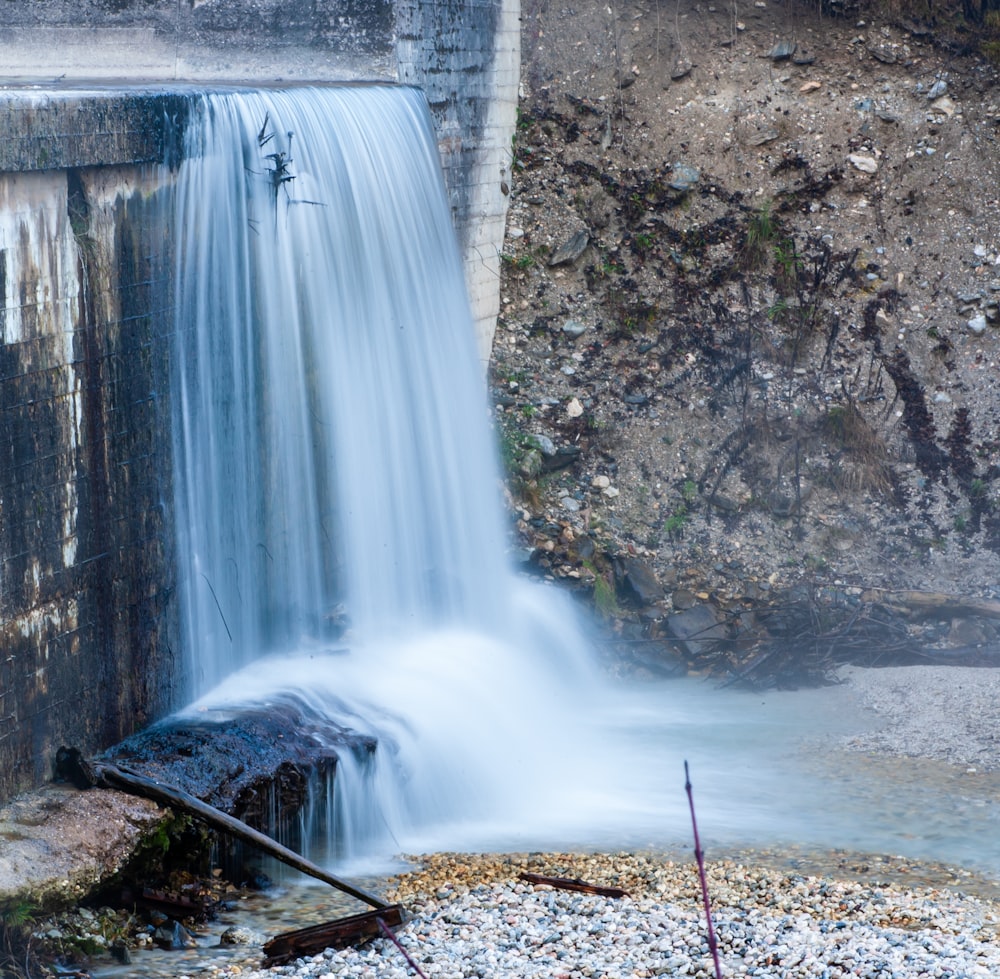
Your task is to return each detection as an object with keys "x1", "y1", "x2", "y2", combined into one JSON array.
[{"x1": 685, "y1": 761, "x2": 723, "y2": 979}]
